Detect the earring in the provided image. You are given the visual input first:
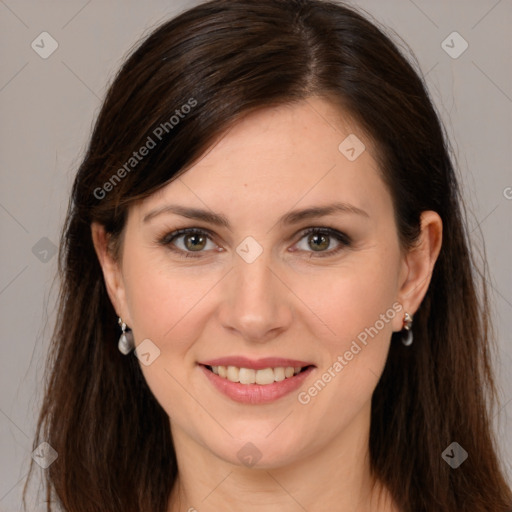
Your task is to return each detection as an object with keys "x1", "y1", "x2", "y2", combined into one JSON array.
[
  {"x1": 401, "y1": 312, "x2": 413, "y2": 346},
  {"x1": 118, "y1": 317, "x2": 135, "y2": 355}
]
